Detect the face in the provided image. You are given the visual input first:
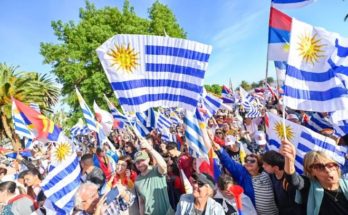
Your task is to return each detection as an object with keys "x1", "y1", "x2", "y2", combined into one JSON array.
[
  {"x1": 24, "y1": 174, "x2": 36, "y2": 187},
  {"x1": 310, "y1": 161, "x2": 340, "y2": 187},
  {"x1": 220, "y1": 183, "x2": 234, "y2": 199},
  {"x1": 215, "y1": 130, "x2": 223, "y2": 138},
  {"x1": 125, "y1": 145, "x2": 132, "y2": 153},
  {"x1": 135, "y1": 159, "x2": 149, "y2": 173},
  {"x1": 116, "y1": 161, "x2": 127, "y2": 174},
  {"x1": 216, "y1": 116, "x2": 224, "y2": 124},
  {"x1": 244, "y1": 156, "x2": 259, "y2": 173},
  {"x1": 79, "y1": 187, "x2": 99, "y2": 213},
  {"x1": 262, "y1": 162, "x2": 275, "y2": 174},
  {"x1": 244, "y1": 118, "x2": 252, "y2": 125},
  {"x1": 192, "y1": 178, "x2": 210, "y2": 199}
]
